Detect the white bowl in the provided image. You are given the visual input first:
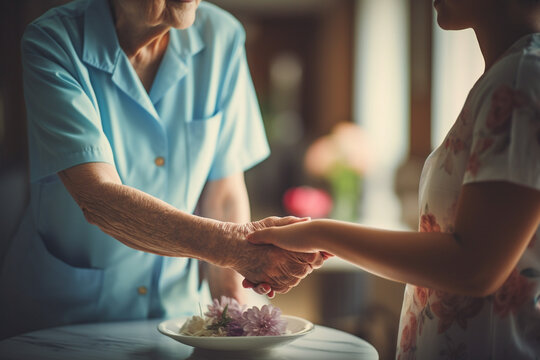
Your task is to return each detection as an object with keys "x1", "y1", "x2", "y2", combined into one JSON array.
[{"x1": 157, "y1": 315, "x2": 314, "y2": 351}]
